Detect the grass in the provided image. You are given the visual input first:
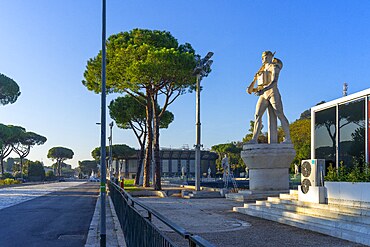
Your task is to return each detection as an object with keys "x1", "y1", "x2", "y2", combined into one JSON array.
[{"x1": 122, "y1": 179, "x2": 143, "y2": 192}]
